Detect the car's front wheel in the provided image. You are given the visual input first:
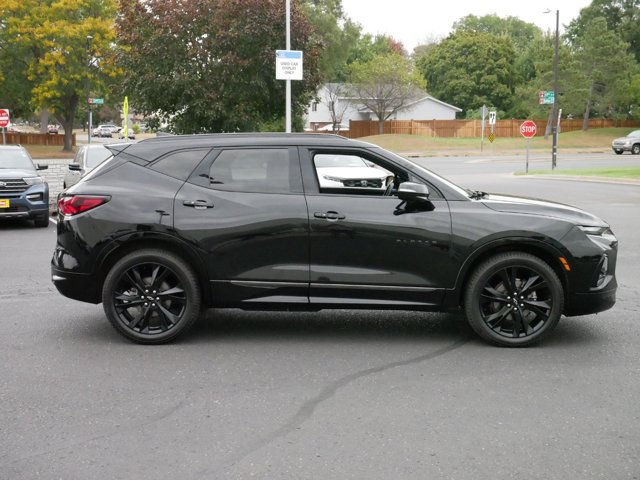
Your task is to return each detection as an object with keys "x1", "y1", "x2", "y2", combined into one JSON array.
[
  {"x1": 614, "y1": 149, "x2": 623, "y2": 155},
  {"x1": 464, "y1": 252, "x2": 564, "y2": 347},
  {"x1": 102, "y1": 249, "x2": 201, "y2": 344},
  {"x1": 34, "y1": 214, "x2": 49, "y2": 228}
]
